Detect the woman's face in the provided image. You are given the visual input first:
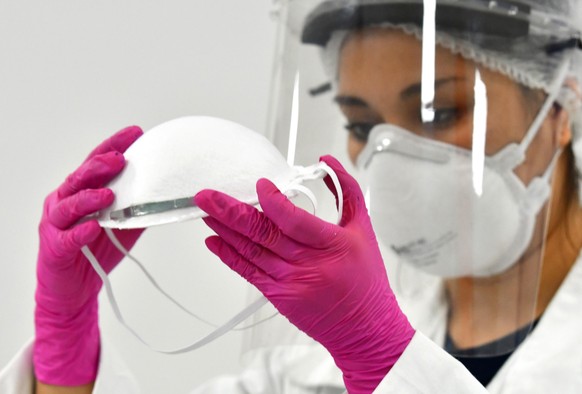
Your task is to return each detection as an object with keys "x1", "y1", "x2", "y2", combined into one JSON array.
[{"x1": 336, "y1": 28, "x2": 569, "y2": 184}]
